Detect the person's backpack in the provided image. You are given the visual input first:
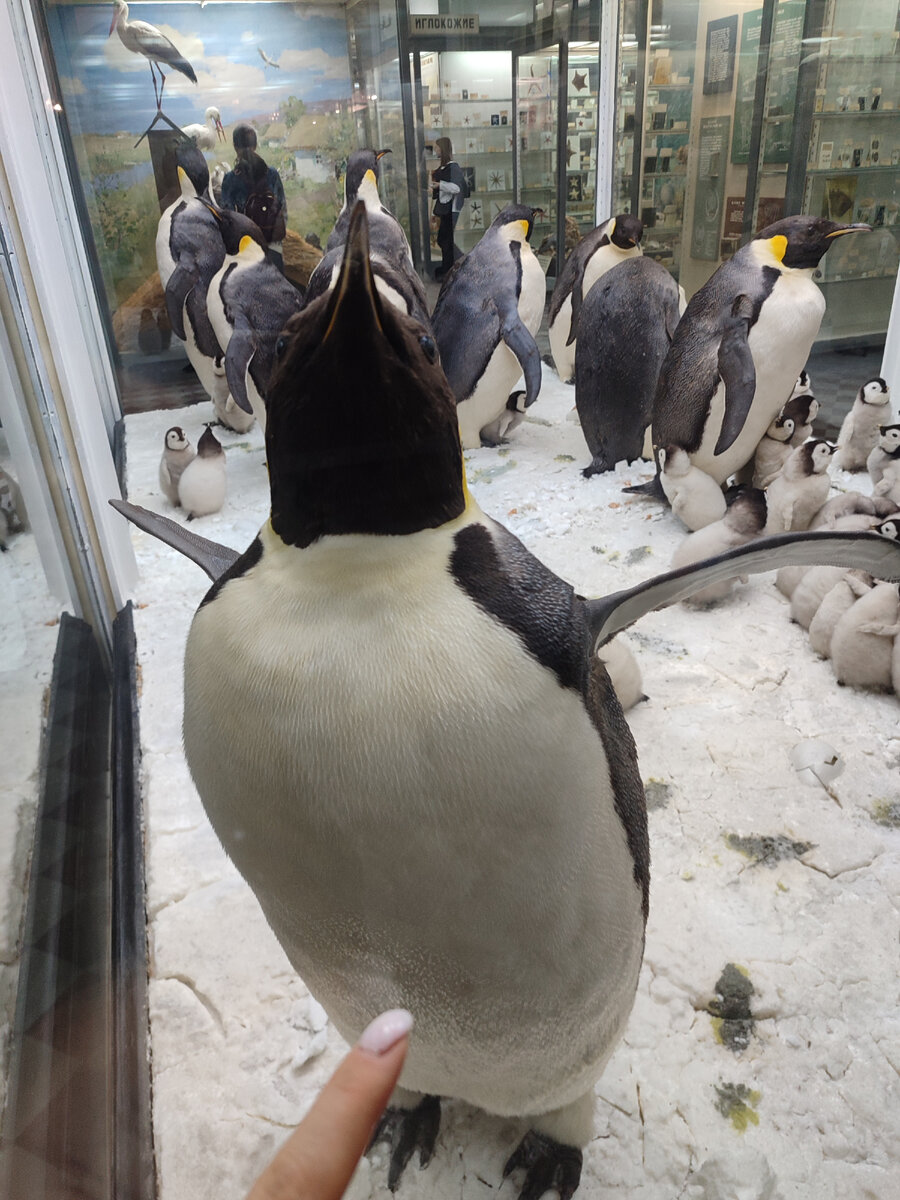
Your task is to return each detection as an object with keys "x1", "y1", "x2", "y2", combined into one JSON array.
[{"x1": 245, "y1": 185, "x2": 286, "y2": 243}]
